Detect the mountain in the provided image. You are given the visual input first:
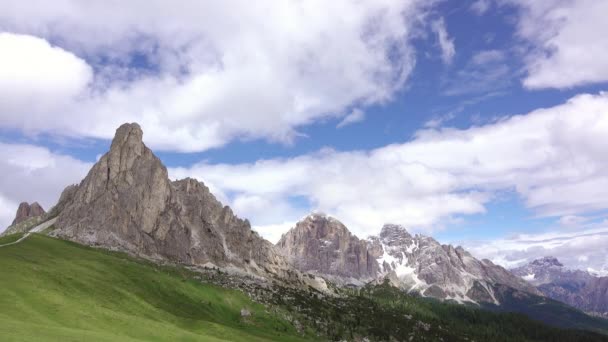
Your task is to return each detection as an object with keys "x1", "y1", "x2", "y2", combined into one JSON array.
[
  {"x1": 276, "y1": 213, "x2": 379, "y2": 283},
  {"x1": 368, "y1": 223, "x2": 540, "y2": 303},
  {"x1": 277, "y1": 215, "x2": 539, "y2": 304},
  {"x1": 51, "y1": 123, "x2": 290, "y2": 278},
  {"x1": 513, "y1": 257, "x2": 608, "y2": 317},
  {"x1": 2, "y1": 201, "x2": 50, "y2": 237},
  {"x1": 11, "y1": 201, "x2": 45, "y2": 225}
]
